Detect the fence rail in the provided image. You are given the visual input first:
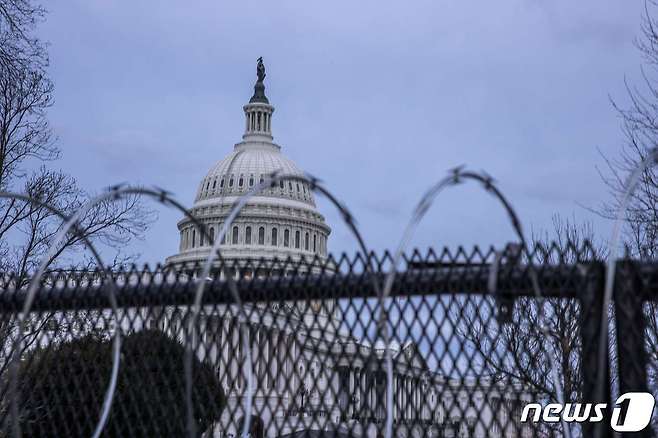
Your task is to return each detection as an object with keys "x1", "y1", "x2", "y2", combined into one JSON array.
[{"x1": 0, "y1": 246, "x2": 656, "y2": 437}]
